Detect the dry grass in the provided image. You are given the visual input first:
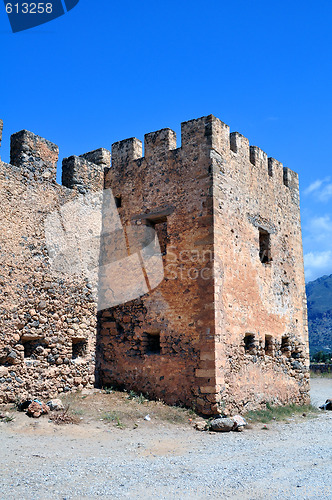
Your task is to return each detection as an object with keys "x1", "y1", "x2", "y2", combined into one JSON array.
[
  {"x1": 49, "y1": 405, "x2": 80, "y2": 425},
  {"x1": 244, "y1": 403, "x2": 318, "y2": 424},
  {"x1": 59, "y1": 388, "x2": 198, "y2": 429},
  {"x1": 310, "y1": 370, "x2": 332, "y2": 379}
]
